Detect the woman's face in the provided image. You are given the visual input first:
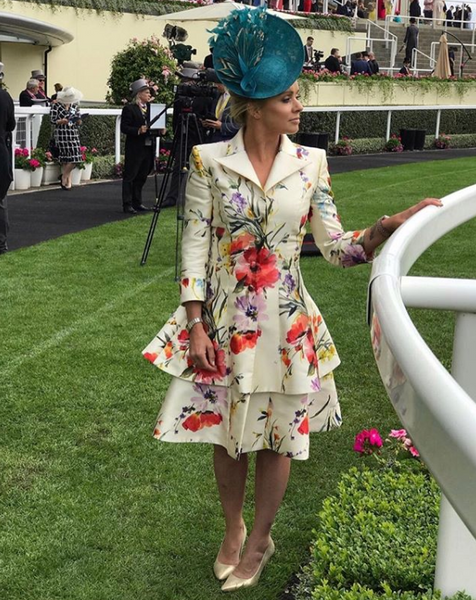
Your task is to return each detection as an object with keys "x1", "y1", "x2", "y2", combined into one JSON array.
[{"x1": 254, "y1": 82, "x2": 303, "y2": 135}]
